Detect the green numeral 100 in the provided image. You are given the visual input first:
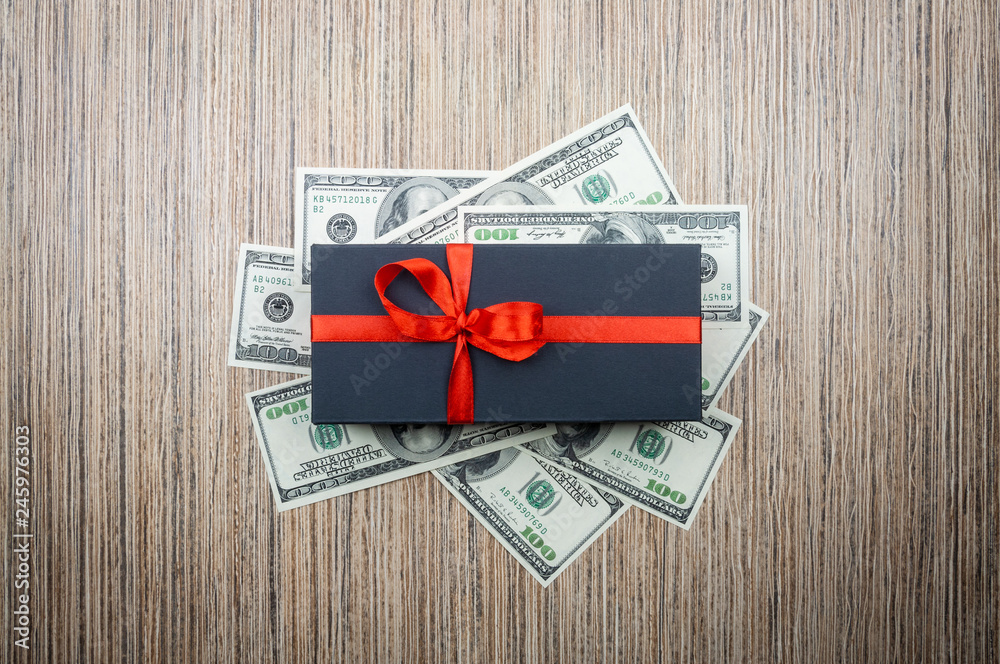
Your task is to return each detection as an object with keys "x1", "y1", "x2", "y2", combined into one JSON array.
[
  {"x1": 520, "y1": 526, "x2": 557, "y2": 561},
  {"x1": 244, "y1": 344, "x2": 299, "y2": 362},
  {"x1": 645, "y1": 479, "x2": 687, "y2": 504}
]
